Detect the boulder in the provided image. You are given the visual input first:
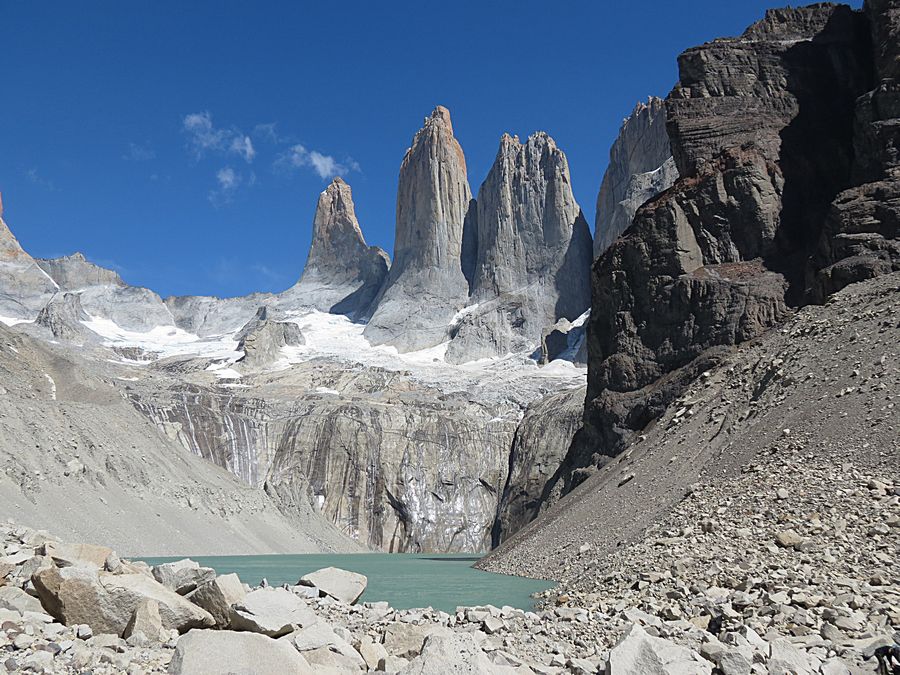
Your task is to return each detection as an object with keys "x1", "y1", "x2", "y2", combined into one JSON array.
[
  {"x1": 229, "y1": 587, "x2": 317, "y2": 637},
  {"x1": 289, "y1": 620, "x2": 364, "y2": 667},
  {"x1": 0, "y1": 586, "x2": 44, "y2": 614},
  {"x1": 41, "y1": 542, "x2": 114, "y2": 570},
  {"x1": 606, "y1": 623, "x2": 712, "y2": 674},
  {"x1": 298, "y1": 567, "x2": 367, "y2": 604},
  {"x1": 188, "y1": 573, "x2": 245, "y2": 628},
  {"x1": 32, "y1": 566, "x2": 214, "y2": 636},
  {"x1": 358, "y1": 637, "x2": 389, "y2": 670},
  {"x1": 152, "y1": 559, "x2": 216, "y2": 595},
  {"x1": 168, "y1": 629, "x2": 314, "y2": 675},
  {"x1": 383, "y1": 622, "x2": 451, "y2": 659},
  {"x1": 399, "y1": 632, "x2": 498, "y2": 674},
  {"x1": 123, "y1": 598, "x2": 165, "y2": 642}
]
